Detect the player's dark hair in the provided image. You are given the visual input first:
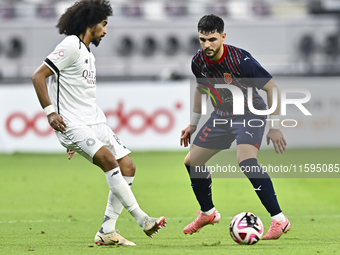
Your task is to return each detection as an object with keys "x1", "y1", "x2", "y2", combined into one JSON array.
[
  {"x1": 198, "y1": 14, "x2": 224, "y2": 34},
  {"x1": 56, "y1": 0, "x2": 112, "y2": 36}
]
